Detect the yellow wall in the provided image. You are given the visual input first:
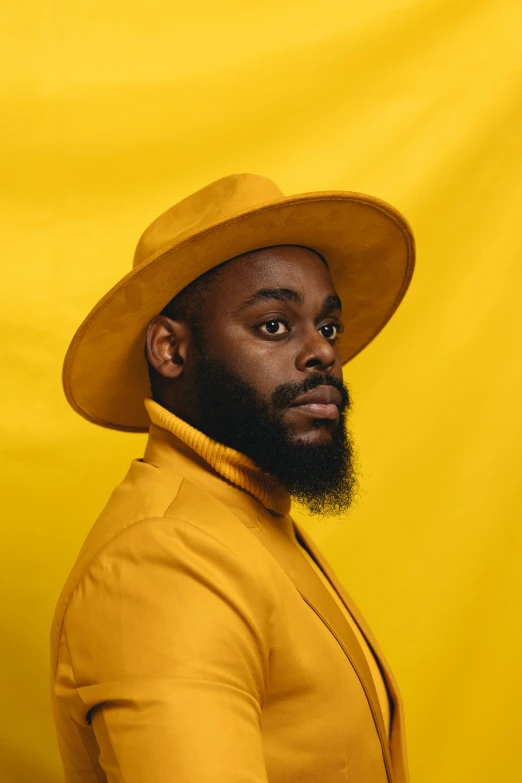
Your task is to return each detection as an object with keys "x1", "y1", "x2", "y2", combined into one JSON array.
[{"x1": 2, "y1": 1, "x2": 521, "y2": 780}]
